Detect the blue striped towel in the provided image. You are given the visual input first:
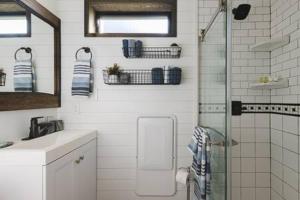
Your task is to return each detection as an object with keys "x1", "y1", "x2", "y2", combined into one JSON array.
[
  {"x1": 188, "y1": 126, "x2": 211, "y2": 200},
  {"x1": 14, "y1": 59, "x2": 35, "y2": 92},
  {"x1": 71, "y1": 60, "x2": 93, "y2": 96}
]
